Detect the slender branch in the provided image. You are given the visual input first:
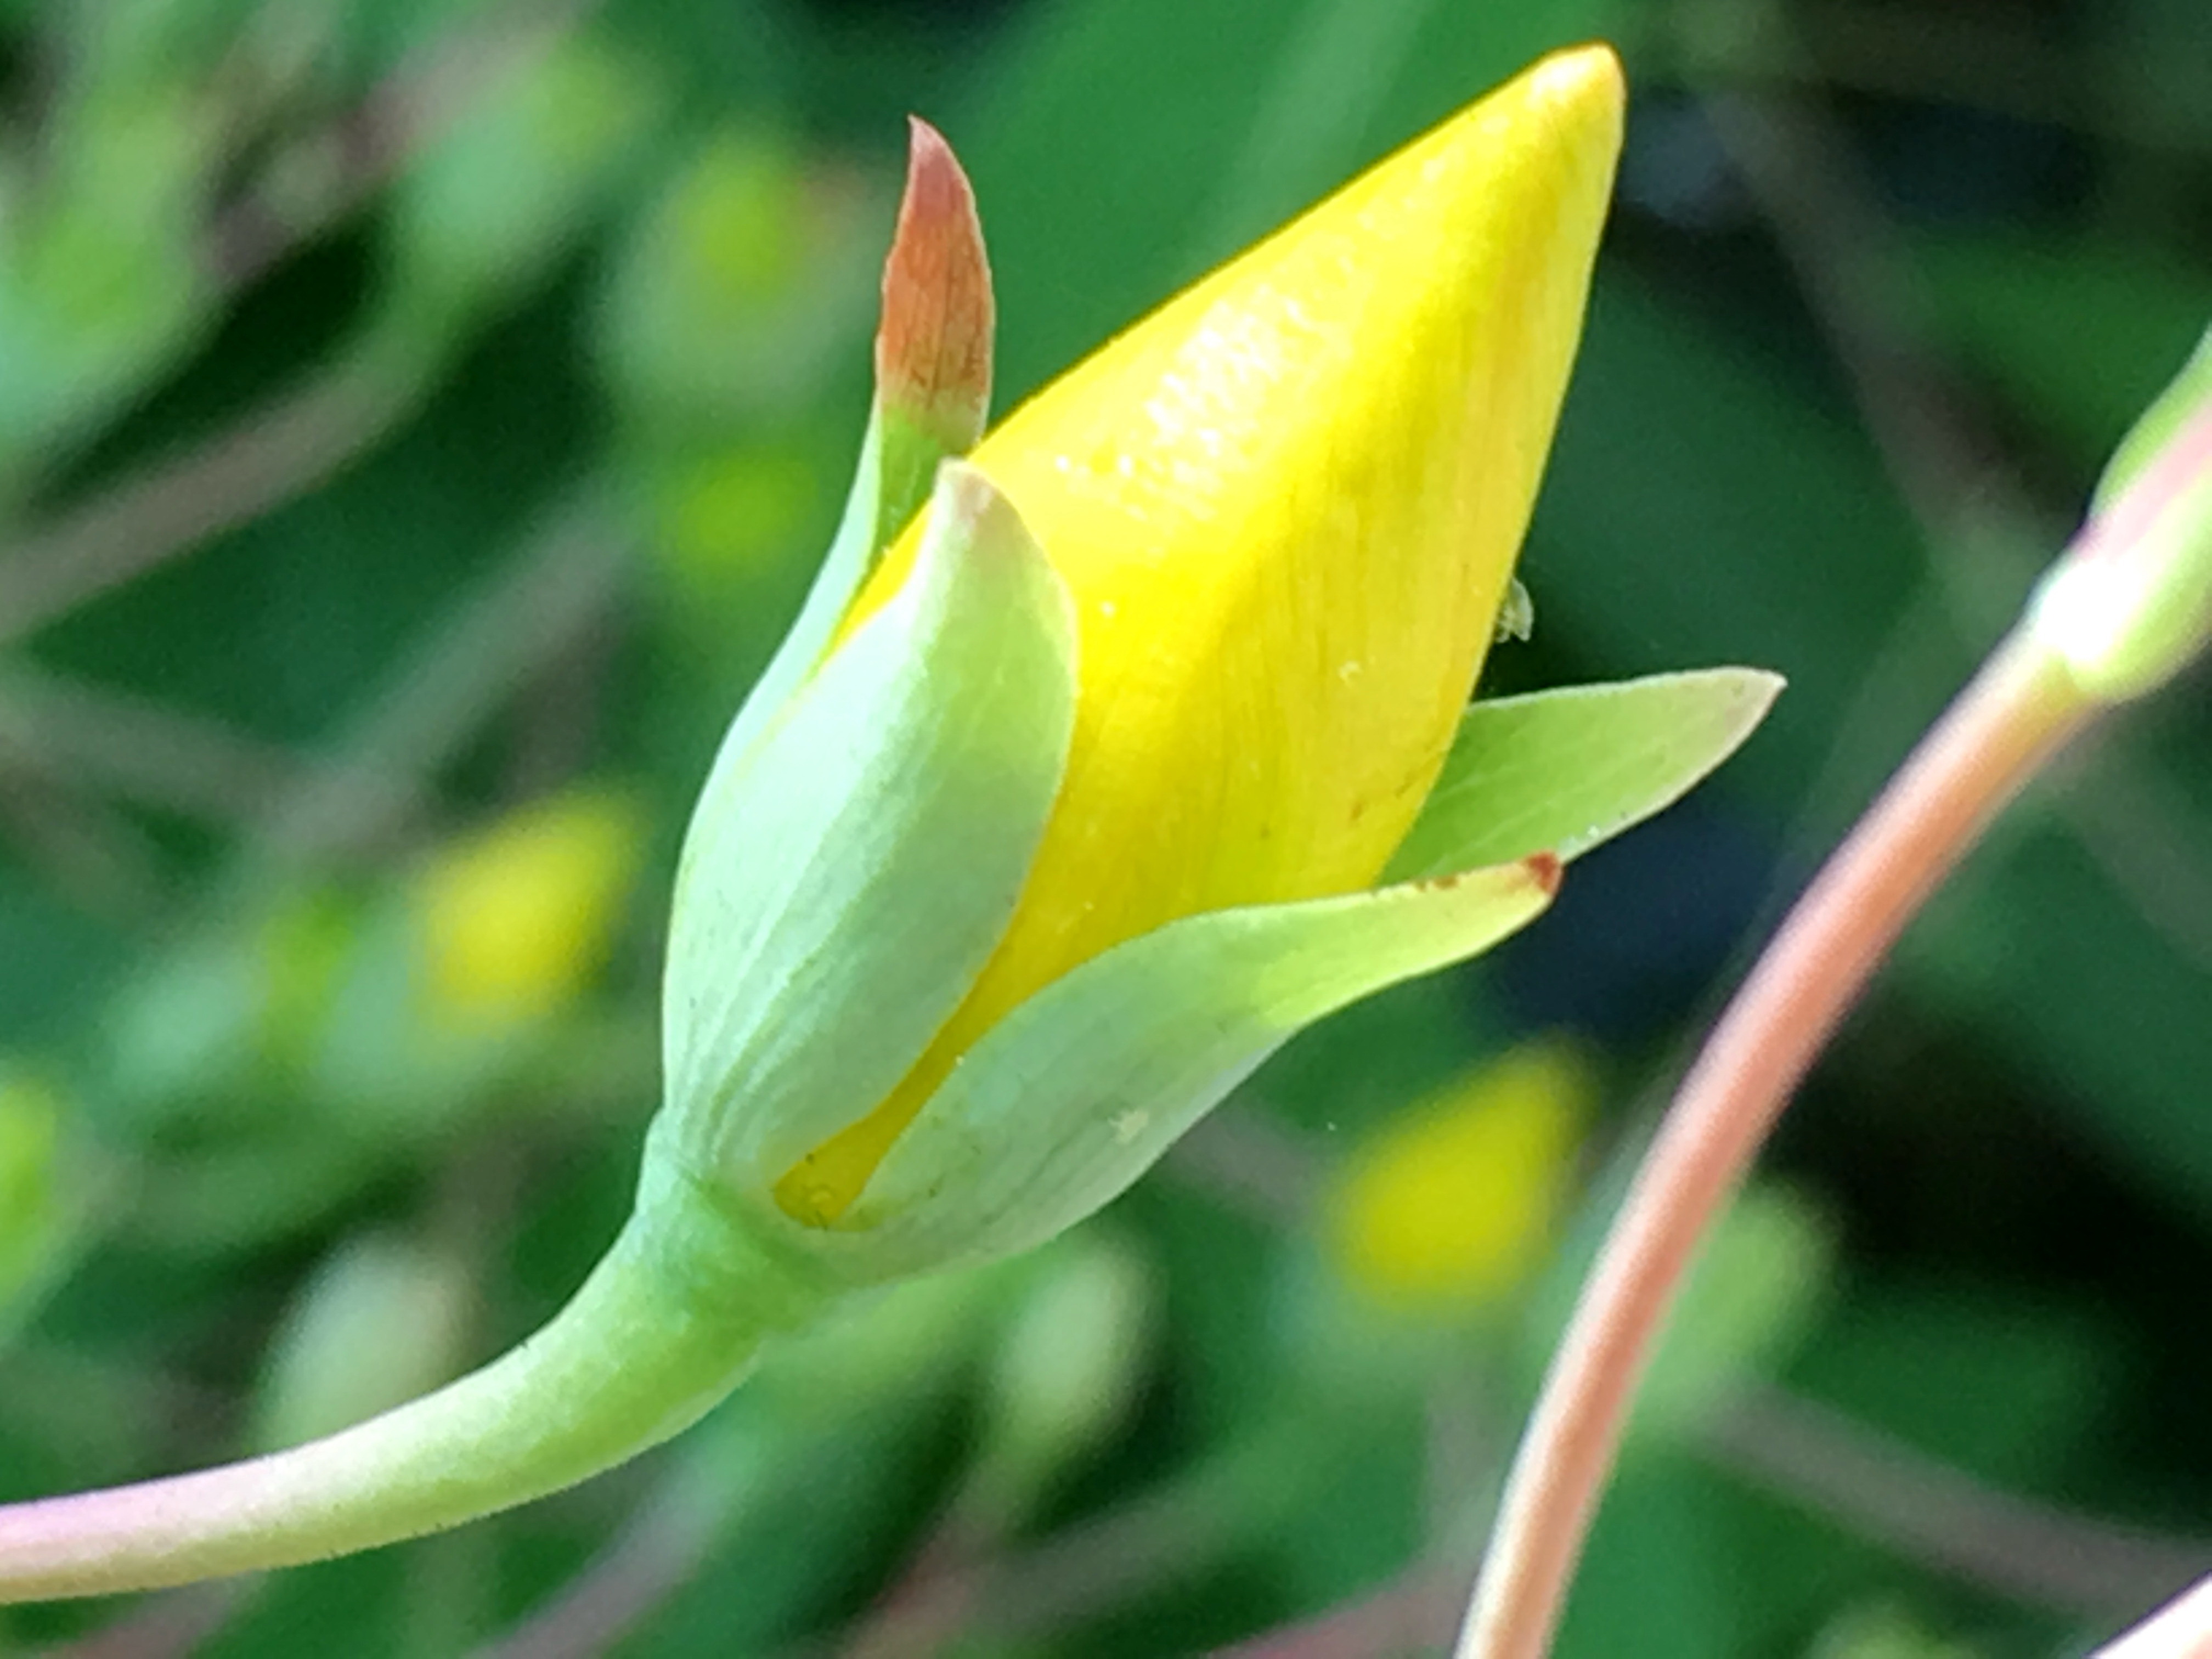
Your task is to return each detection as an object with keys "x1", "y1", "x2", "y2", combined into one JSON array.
[
  {"x1": 1670, "y1": 0, "x2": 2188, "y2": 151},
  {"x1": 207, "y1": 0, "x2": 599, "y2": 290},
  {"x1": 1700, "y1": 1384, "x2": 2212, "y2": 1618},
  {"x1": 1703, "y1": 82, "x2": 2212, "y2": 976},
  {"x1": 250, "y1": 488, "x2": 625, "y2": 868},
  {"x1": 1213, "y1": 1567, "x2": 1460, "y2": 1658},
  {"x1": 1172, "y1": 1105, "x2": 2212, "y2": 1629},
  {"x1": 472, "y1": 1468, "x2": 725, "y2": 1659},
  {"x1": 0, "y1": 769, "x2": 163, "y2": 918},
  {"x1": 1452, "y1": 634, "x2": 2093, "y2": 1659},
  {"x1": 0, "y1": 668, "x2": 306, "y2": 824},
  {"x1": 0, "y1": 1199, "x2": 819, "y2": 1604},
  {"x1": 760, "y1": 1424, "x2": 1308, "y2": 1659},
  {"x1": 48, "y1": 1582, "x2": 249, "y2": 1659},
  {"x1": 0, "y1": 1, "x2": 600, "y2": 647},
  {"x1": 0, "y1": 350, "x2": 420, "y2": 646},
  {"x1": 837, "y1": 1514, "x2": 995, "y2": 1659}
]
